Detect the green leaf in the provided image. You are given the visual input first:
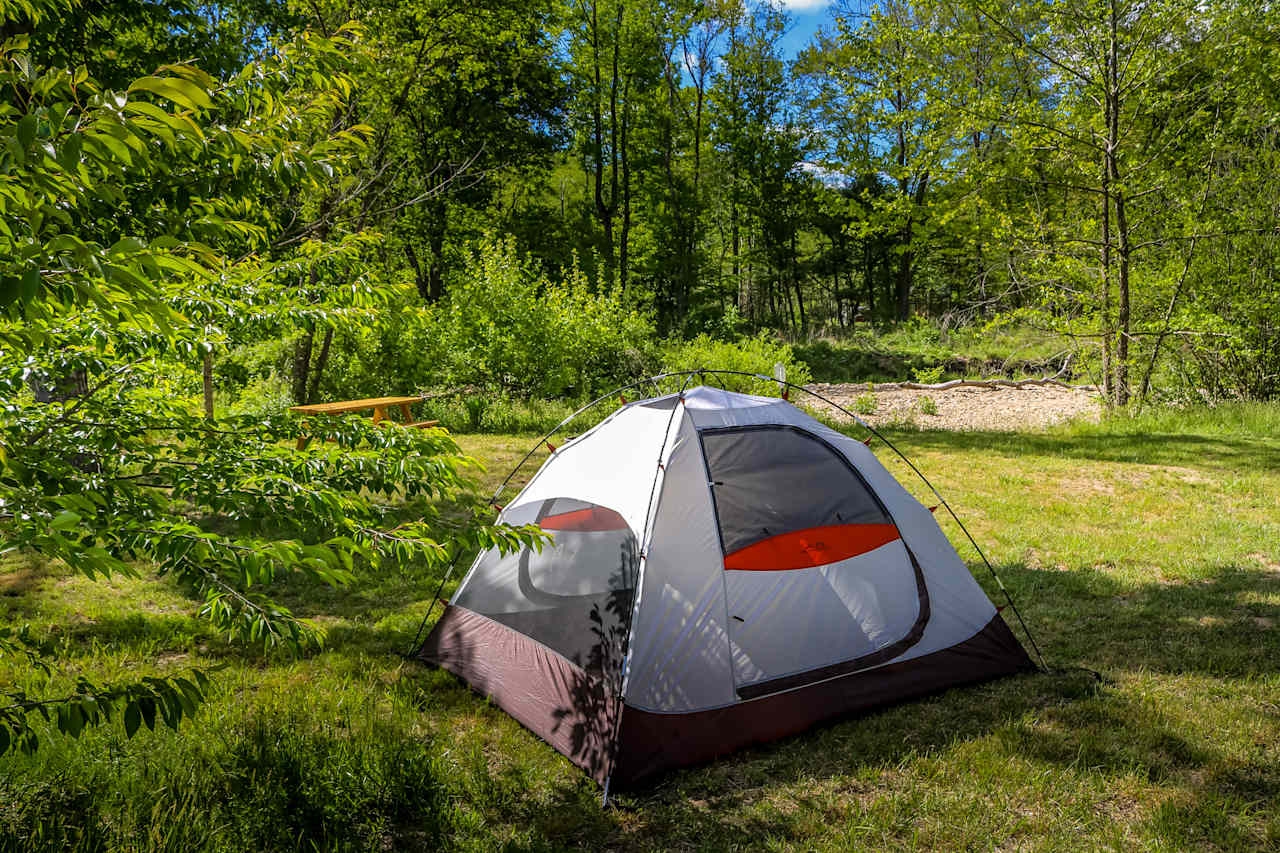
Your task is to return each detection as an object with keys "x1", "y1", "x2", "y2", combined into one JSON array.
[
  {"x1": 123, "y1": 702, "x2": 141, "y2": 738},
  {"x1": 108, "y1": 237, "x2": 146, "y2": 257},
  {"x1": 58, "y1": 131, "x2": 82, "y2": 169},
  {"x1": 85, "y1": 130, "x2": 132, "y2": 166},
  {"x1": 19, "y1": 266, "x2": 41, "y2": 305},
  {"x1": 0, "y1": 276, "x2": 19, "y2": 309},
  {"x1": 127, "y1": 76, "x2": 213, "y2": 111},
  {"x1": 50, "y1": 510, "x2": 81, "y2": 530},
  {"x1": 66, "y1": 704, "x2": 84, "y2": 738},
  {"x1": 16, "y1": 114, "x2": 37, "y2": 150}
]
